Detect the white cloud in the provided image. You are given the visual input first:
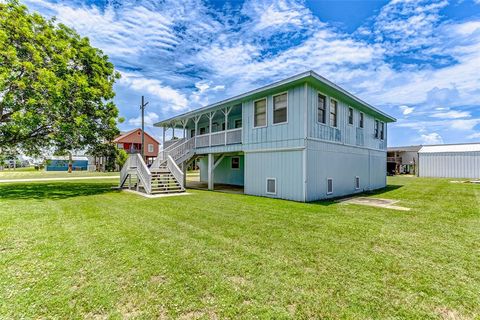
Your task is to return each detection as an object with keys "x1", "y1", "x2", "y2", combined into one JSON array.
[
  {"x1": 128, "y1": 111, "x2": 160, "y2": 127},
  {"x1": 431, "y1": 110, "x2": 471, "y2": 119},
  {"x1": 119, "y1": 72, "x2": 188, "y2": 111},
  {"x1": 420, "y1": 133, "x2": 444, "y2": 144},
  {"x1": 399, "y1": 105, "x2": 415, "y2": 115},
  {"x1": 467, "y1": 132, "x2": 480, "y2": 139}
]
